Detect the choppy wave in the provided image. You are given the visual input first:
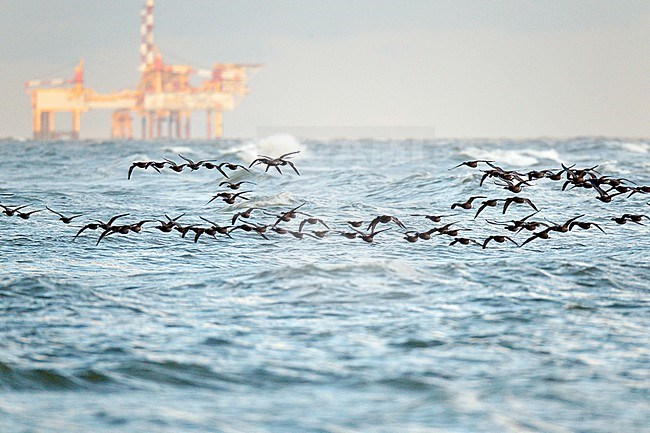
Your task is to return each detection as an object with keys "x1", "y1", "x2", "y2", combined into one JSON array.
[
  {"x1": 232, "y1": 134, "x2": 305, "y2": 165},
  {"x1": 460, "y1": 146, "x2": 563, "y2": 167},
  {"x1": 161, "y1": 145, "x2": 195, "y2": 154},
  {"x1": 620, "y1": 141, "x2": 649, "y2": 154},
  {"x1": 248, "y1": 191, "x2": 296, "y2": 207},
  {"x1": 0, "y1": 362, "x2": 118, "y2": 391}
]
